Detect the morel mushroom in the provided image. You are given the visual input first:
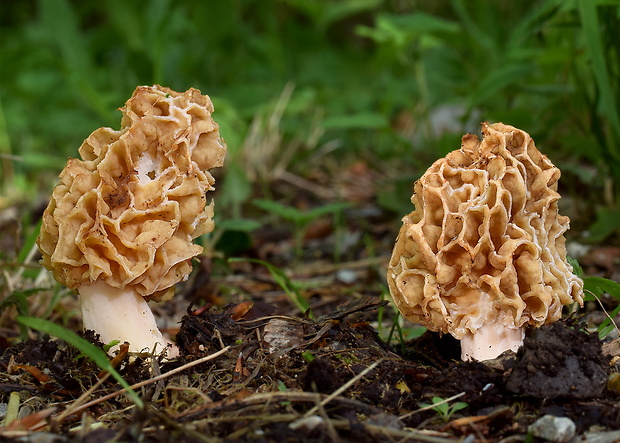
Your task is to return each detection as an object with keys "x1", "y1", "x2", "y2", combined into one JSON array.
[
  {"x1": 387, "y1": 122, "x2": 583, "y2": 361},
  {"x1": 37, "y1": 85, "x2": 226, "y2": 356}
]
